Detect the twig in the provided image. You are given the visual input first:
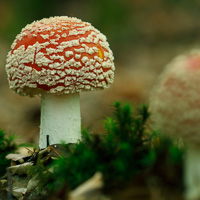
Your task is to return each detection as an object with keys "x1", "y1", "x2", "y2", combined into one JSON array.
[
  {"x1": 49, "y1": 145, "x2": 62, "y2": 157},
  {"x1": 47, "y1": 135, "x2": 50, "y2": 147}
]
